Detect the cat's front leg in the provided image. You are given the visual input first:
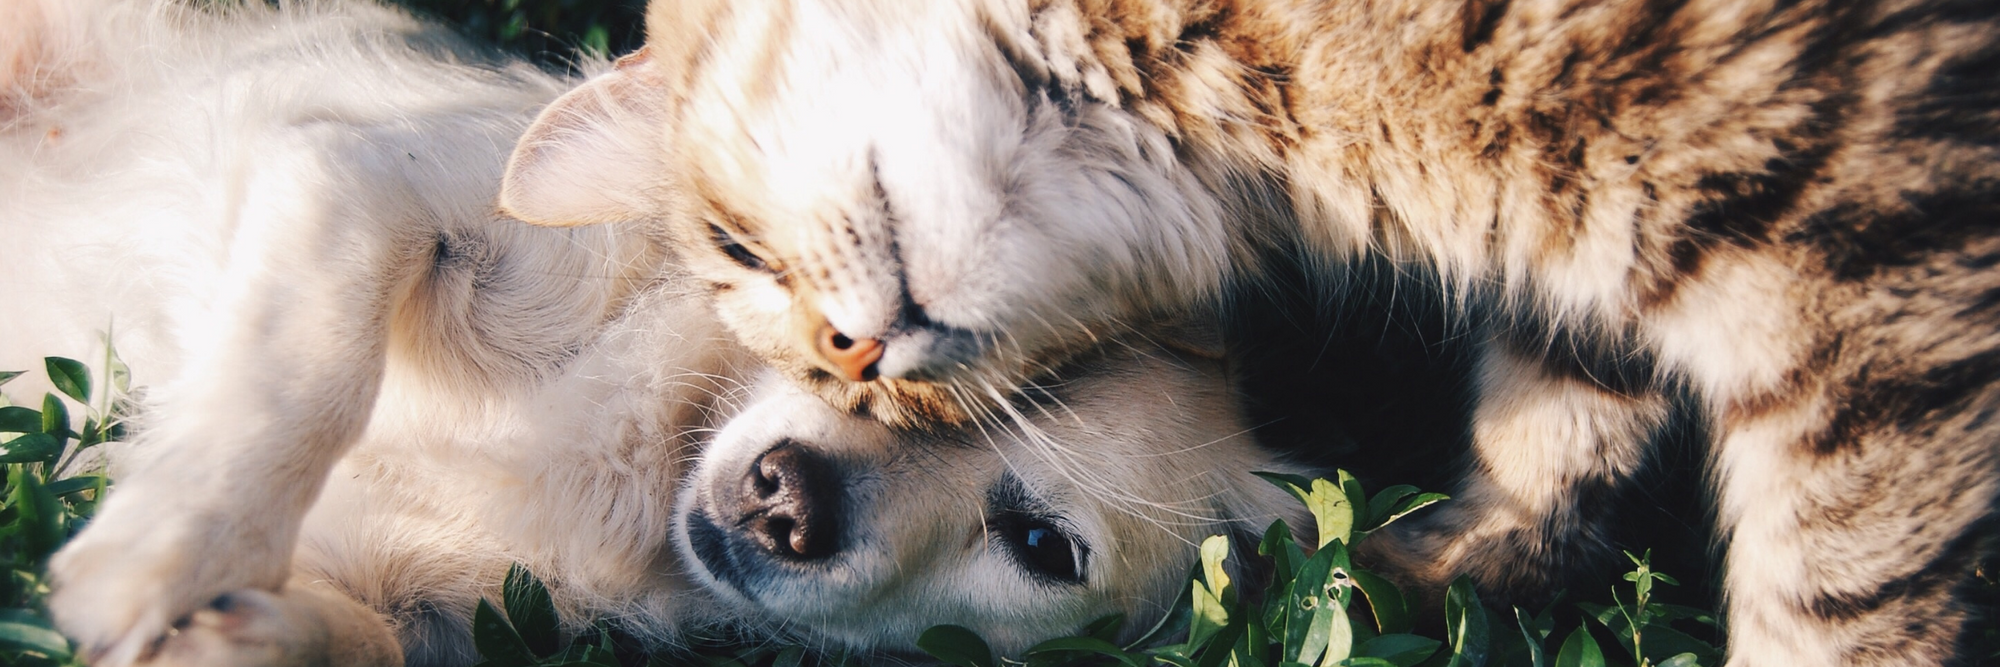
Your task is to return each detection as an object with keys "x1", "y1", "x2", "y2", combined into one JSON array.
[
  {"x1": 45, "y1": 139, "x2": 430, "y2": 666},
  {"x1": 1712, "y1": 366, "x2": 1997, "y2": 666},
  {"x1": 1363, "y1": 337, "x2": 1669, "y2": 608}
]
